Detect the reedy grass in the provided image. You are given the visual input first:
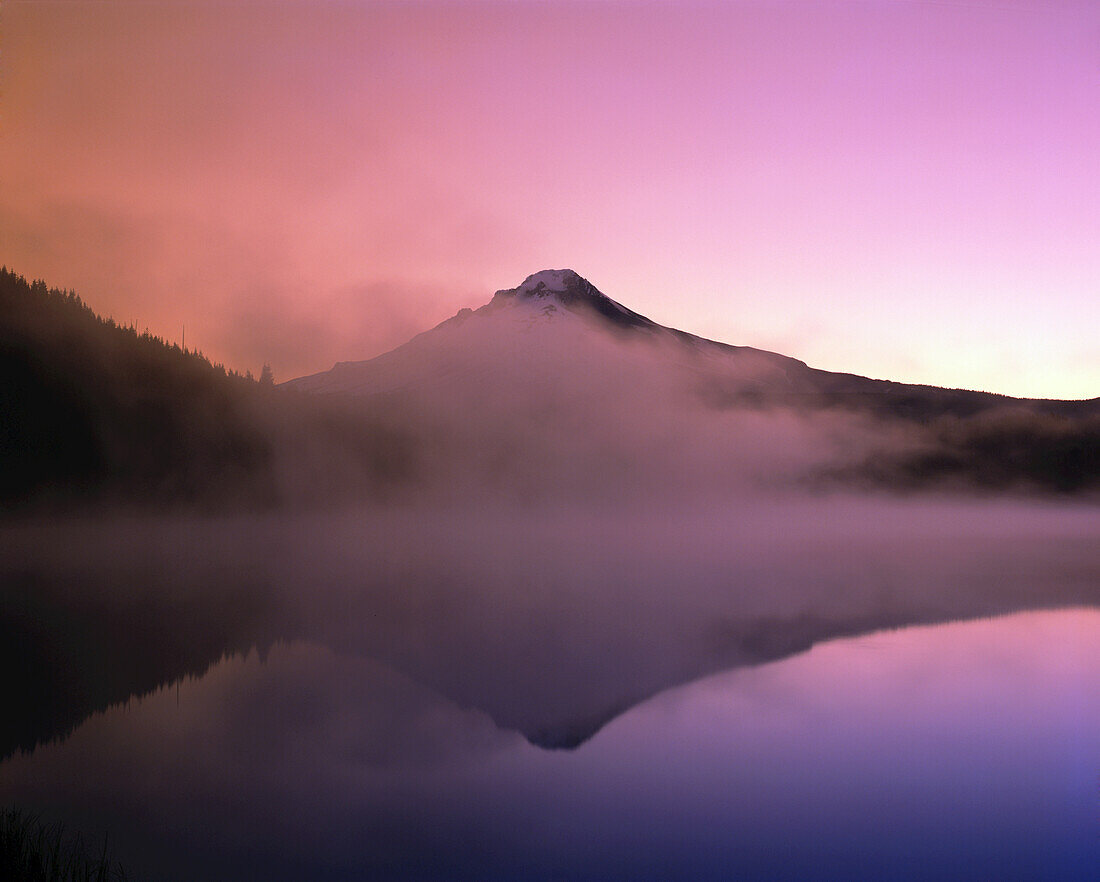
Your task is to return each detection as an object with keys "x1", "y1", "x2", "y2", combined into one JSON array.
[{"x1": 1, "y1": 808, "x2": 128, "y2": 882}]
